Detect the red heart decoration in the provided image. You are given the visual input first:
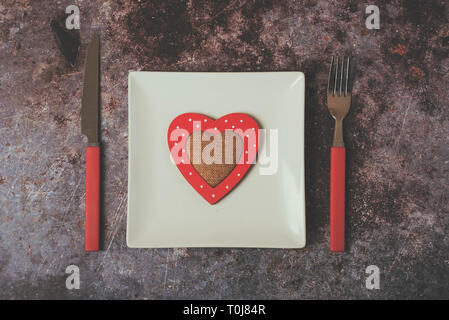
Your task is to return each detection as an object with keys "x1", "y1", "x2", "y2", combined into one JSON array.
[{"x1": 167, "y1": 113, "x2": 260, "y2": 204}]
